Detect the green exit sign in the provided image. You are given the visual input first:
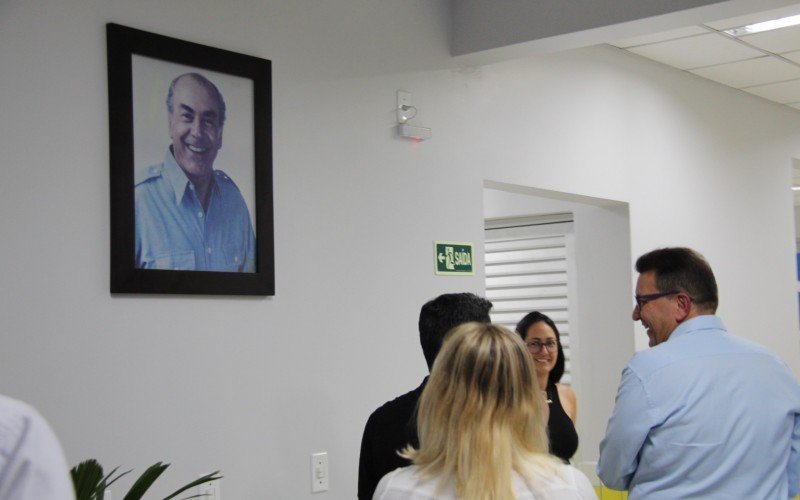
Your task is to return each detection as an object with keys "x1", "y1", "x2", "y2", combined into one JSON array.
[{"x1": 434, "y1": 241, "x2": 474, "y2": 276}]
